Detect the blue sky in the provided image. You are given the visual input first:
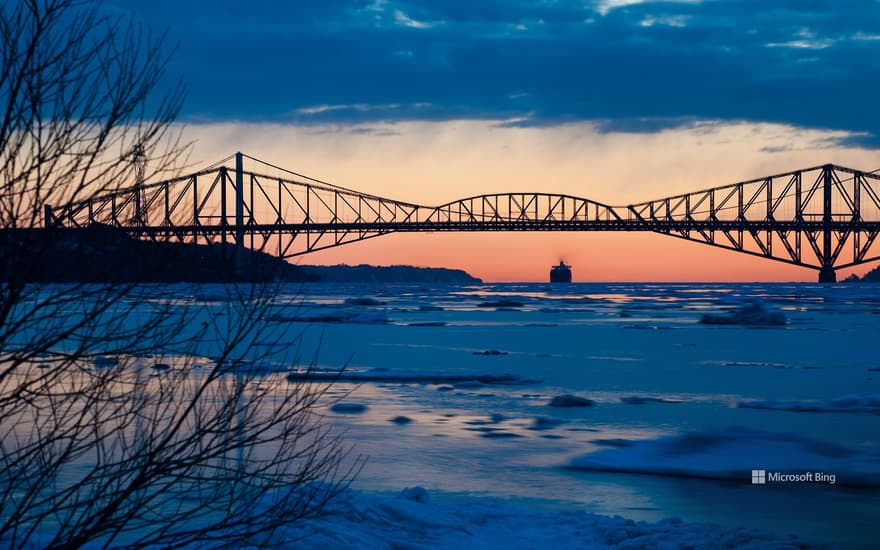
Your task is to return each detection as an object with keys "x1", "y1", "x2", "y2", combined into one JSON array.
[{"x1": 109, "y1": 0, "x2": 880, "y2": 146}]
